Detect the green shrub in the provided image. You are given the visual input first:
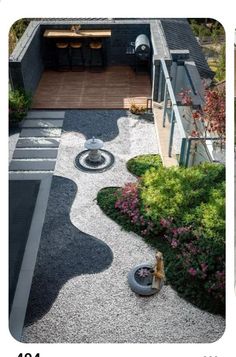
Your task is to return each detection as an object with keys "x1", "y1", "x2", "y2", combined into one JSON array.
[
  {"x1": 97, "y1": 162, "x2": 225, "y2": 315},
  {"x1": 215, "y1": 43, "x2": 225, "y2": 82},
  {"x1": 140, "y1": 162, "x2": 225, "y2": 228},
  {"x1": 126, "y1": 154, "x2": 163, "y2": 177},
  {"x1": 9, "y1": 89, "x2": 32, "y2": 123}
]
